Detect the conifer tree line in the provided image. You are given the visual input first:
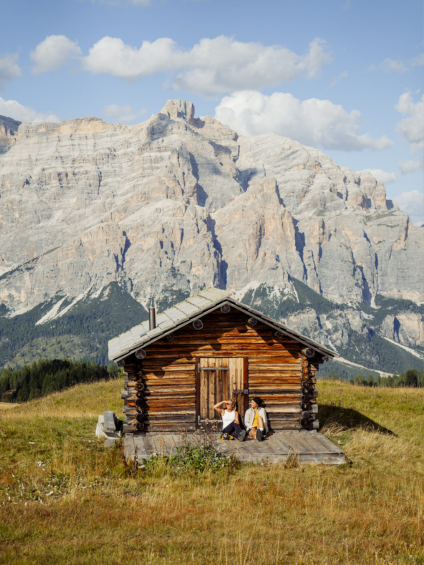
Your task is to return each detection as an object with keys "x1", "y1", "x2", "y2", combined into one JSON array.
[
  {"x1": 323, "y1": 369, "x2": 424, "y2": 388},
  {"x1": 0, "y1": 359, "x2": 121, "y2": 403}
]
